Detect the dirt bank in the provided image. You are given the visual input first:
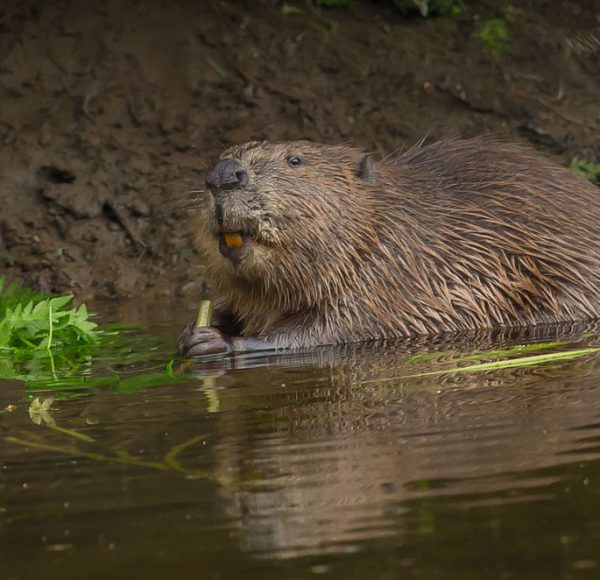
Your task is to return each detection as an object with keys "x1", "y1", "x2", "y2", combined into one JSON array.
[{"x1": 1, "y1": 0, "x2": 598, "y2": 308}]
